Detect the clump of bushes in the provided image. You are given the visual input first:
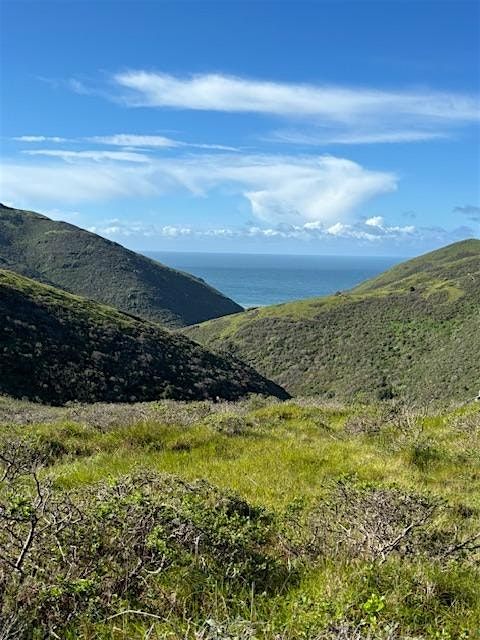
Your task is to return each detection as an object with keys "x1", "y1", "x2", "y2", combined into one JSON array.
[
  {"x1": 451, "y1": 410, "x2": 480, "y2": 434},
  {"x1": 0, "y1": 463, "x2": 291, "y2": 637},
  {"x1": 285, "y1": 478, "x2": 480, "y2": 566},
  {"x1": 343, "y1": 414, "x2": 384, "y2": 436},
  {"x1": 204, "y1": 413, "x2": 257, "y2": 436},
  {"x1": 407, "y1": 438, "x2": 442, "y2": 470},
  {"x1": 311, "y1": 480, "x2": 443, "y2": 562}
]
